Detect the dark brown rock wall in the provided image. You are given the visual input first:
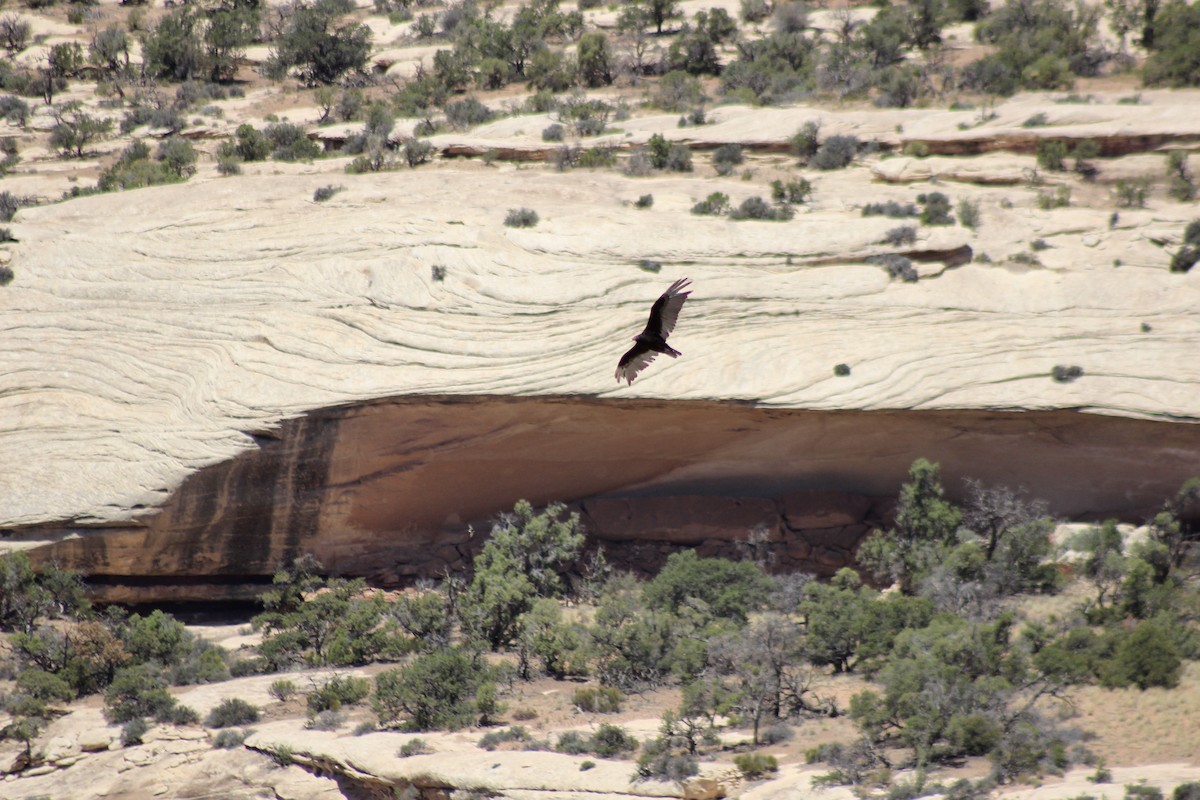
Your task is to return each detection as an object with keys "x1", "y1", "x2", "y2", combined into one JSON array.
[{"x1": 14, "y1": 397, "x2": 1200, "y2": 602}]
